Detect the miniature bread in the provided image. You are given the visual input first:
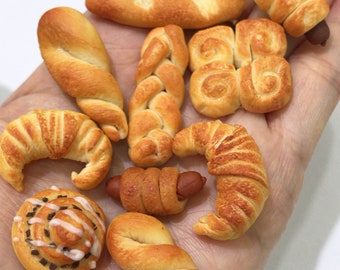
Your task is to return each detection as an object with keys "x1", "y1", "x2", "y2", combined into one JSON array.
[
  {"x1": 0, "y1": 109, "x2": 112, "y2": 192},
  {"x1": 188, "y1": 19, "x2": 292, "y2": 117},
  {"x1": 106, "y1": 167, "x2": 206, "y2": 216},
  {"x1": 38, "y1": 7, "x2": 128, "y2": 142},
  {"x1": 254, "y1": 0, "x2": 330, "y2": 40},
  {"x1": 12, "y1": 186, "x2": 106, "y2": 270},
  {"x1": 128, "y1": 25, "x2": 189, "y2": 167},
  {"x1": 85, "y1": 0, "x2": 247, "y2": 29},
  {"x1": 106, "y1": 212, "x2": 197, "y2": 270},
  {"x1": 172, "y1": 120, "x2": 269, "y2": 240}
]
